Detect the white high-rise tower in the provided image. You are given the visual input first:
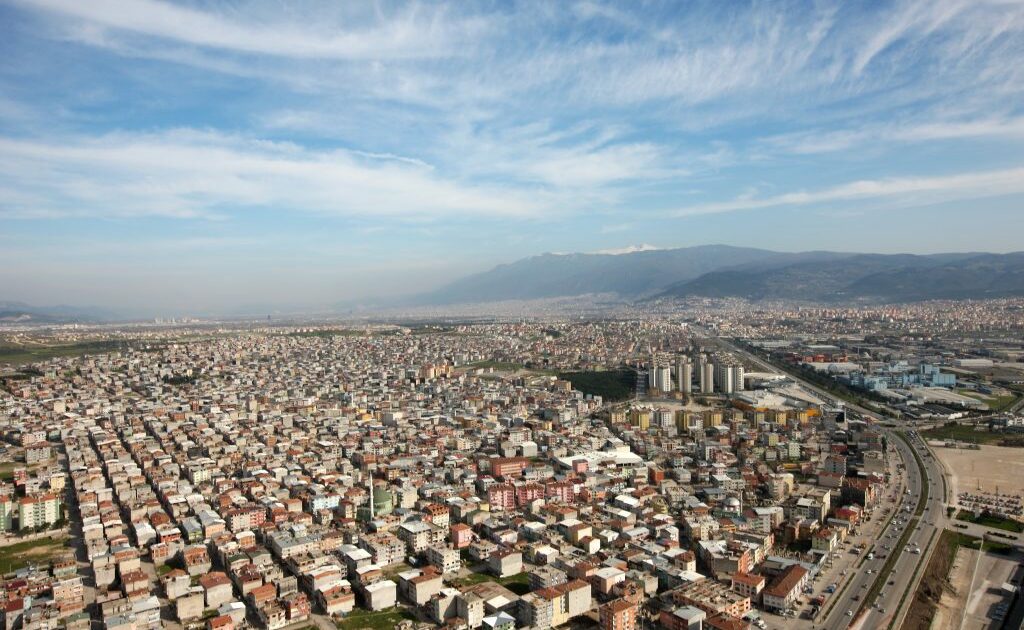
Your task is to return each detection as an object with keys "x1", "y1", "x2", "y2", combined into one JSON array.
[{"x1": 678, "y1": 359, "x2": 693, "y2": 394}]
